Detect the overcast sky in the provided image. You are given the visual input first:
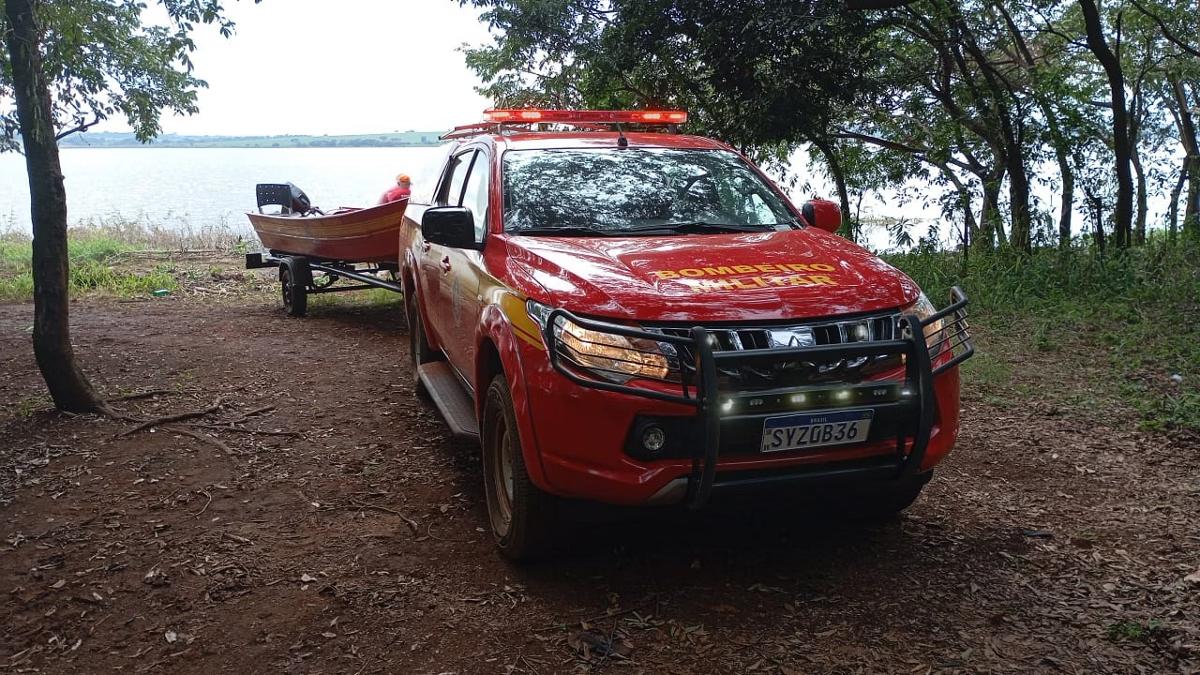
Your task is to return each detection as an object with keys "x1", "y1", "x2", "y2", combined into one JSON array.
[{"x1": 109, "y1": 0, "x2": 496, "y2": 136}]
